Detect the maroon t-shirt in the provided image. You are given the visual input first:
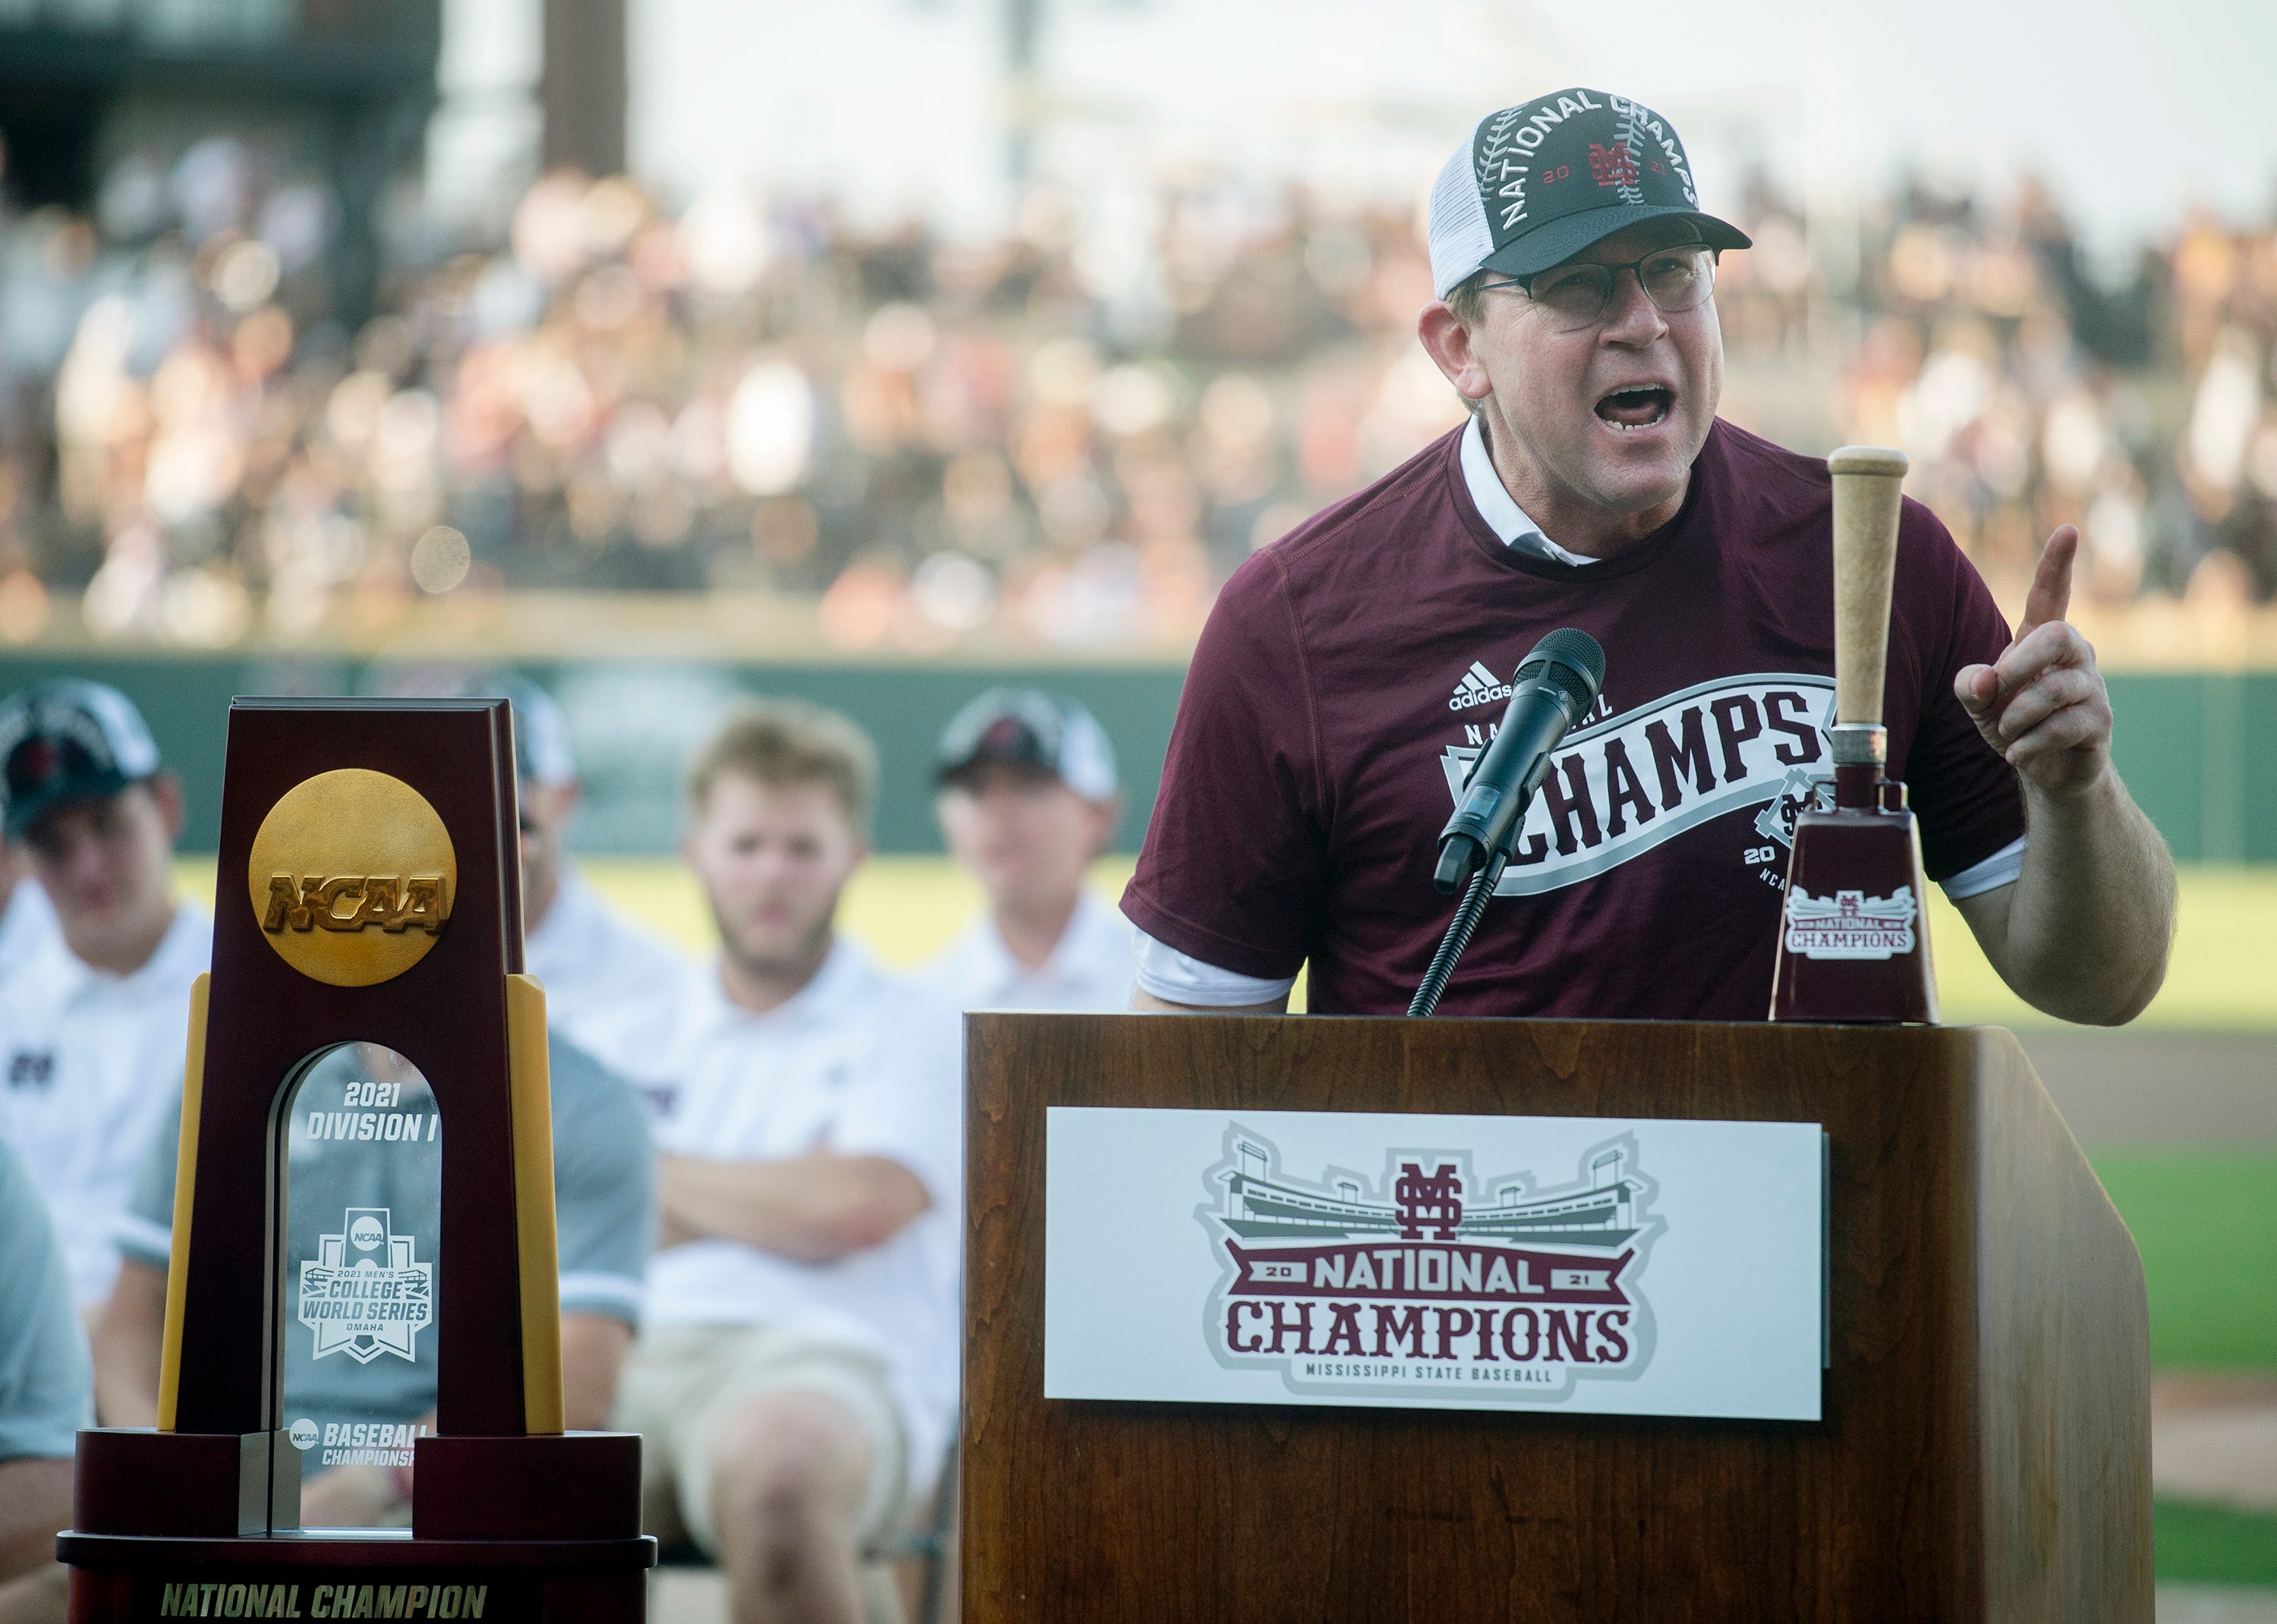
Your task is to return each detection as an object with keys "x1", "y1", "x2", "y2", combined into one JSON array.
[{"x1": 1123, "y1": 417, "x2": 2027, "y2": 1018}]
